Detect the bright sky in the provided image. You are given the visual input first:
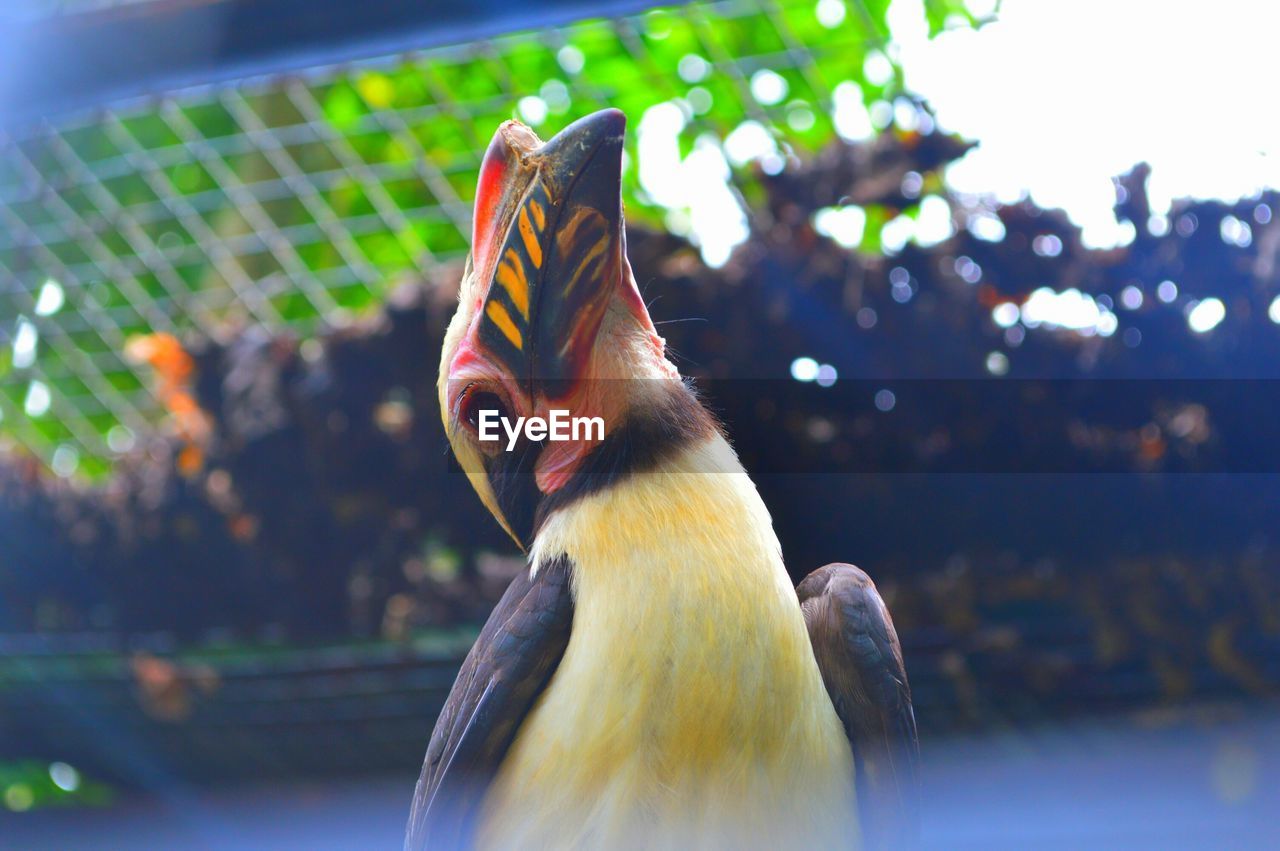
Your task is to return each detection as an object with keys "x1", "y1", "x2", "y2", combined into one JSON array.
[
  {"x1": 635, "y1": 0, "x2": 1280, "y2": 263},
  {"x1": 900, "y1": 0, "x2": 1280, "y2": 247}
]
